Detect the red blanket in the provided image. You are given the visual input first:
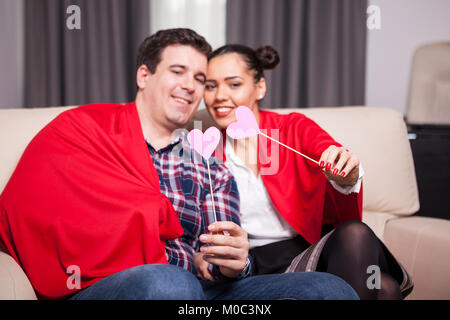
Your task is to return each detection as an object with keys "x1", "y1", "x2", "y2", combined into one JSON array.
[
  {"x1": 218, "y1": 110, "x2": 362, "y2": 244},
  {"x1": 0, "y1": 102, "x2": 183, "y2": 299}
]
